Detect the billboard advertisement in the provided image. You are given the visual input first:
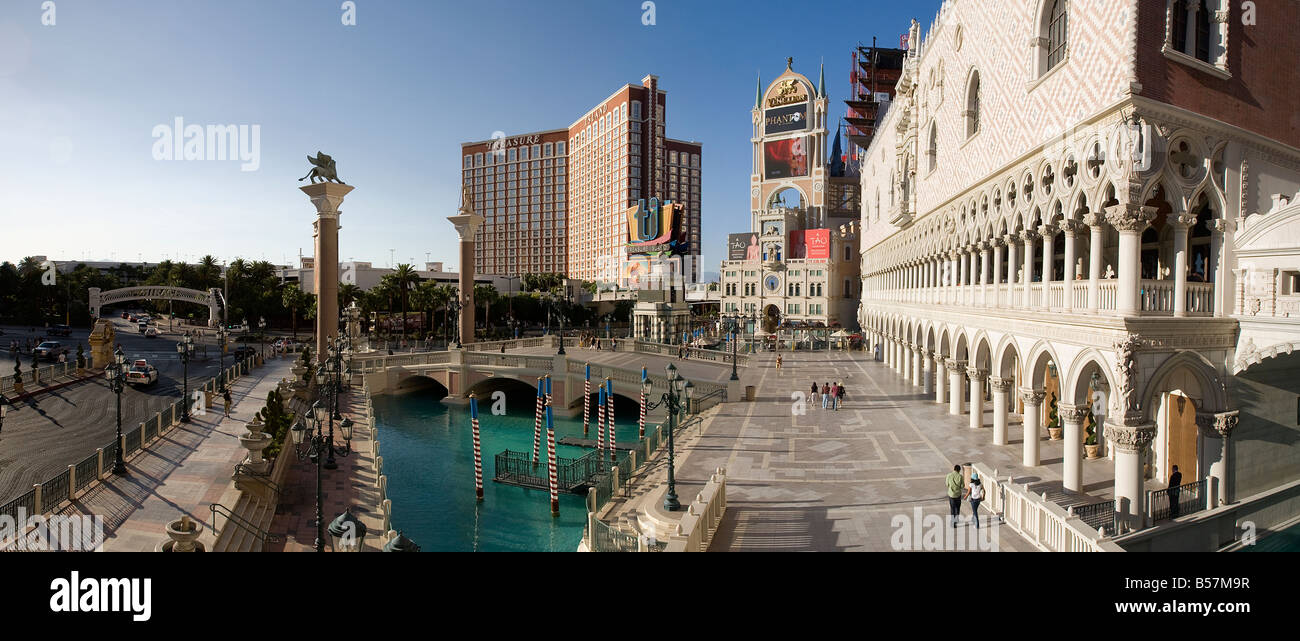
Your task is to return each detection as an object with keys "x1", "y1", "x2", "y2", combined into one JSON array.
[
  {"x1": 625, "y1": 197, "x2": 684, "y2": 256},
  {"x1": 764, "y1": 104, "x2": 809, "y2": 135},
  {"x1": 728, "y1": 233, "x2": 760, "y2": 261},
  {"x1": 789, "y1": 229, "x2": 831, "y2": 260},
  {"x1": 764, "y1": 137, "x2": 808, "y2": 179}
]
